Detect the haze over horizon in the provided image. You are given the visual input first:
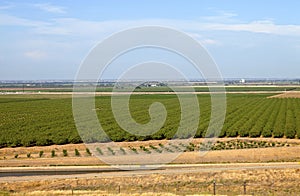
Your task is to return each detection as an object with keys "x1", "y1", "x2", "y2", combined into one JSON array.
[{"x1": 1, "y1": 0, "x2": 300, "y2": 80}]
